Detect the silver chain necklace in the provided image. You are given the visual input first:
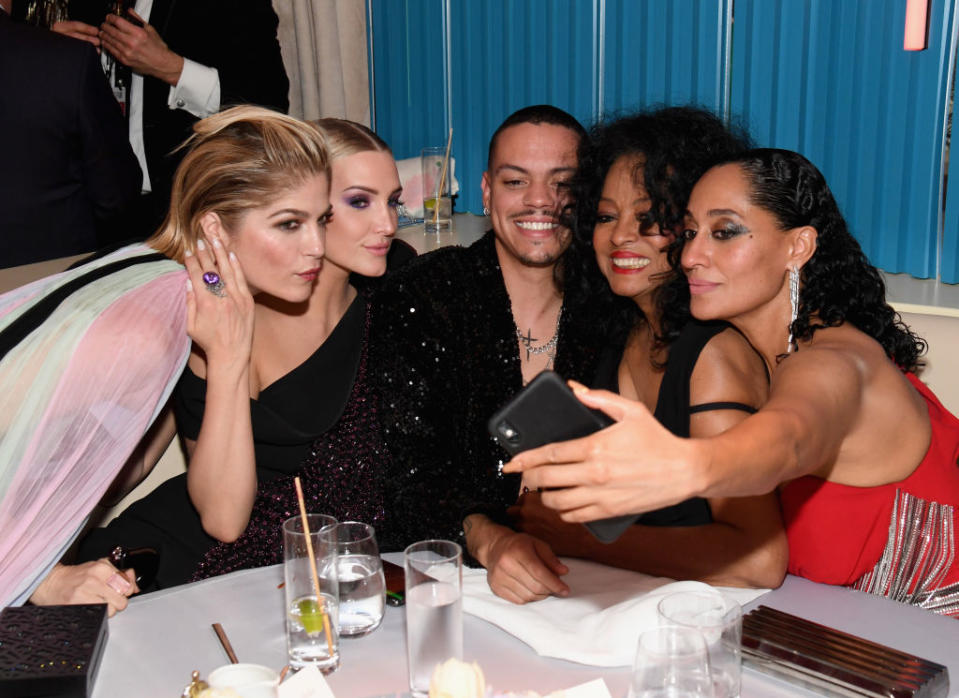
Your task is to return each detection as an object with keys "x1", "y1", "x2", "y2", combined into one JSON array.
[{"x1": 515, "y1": 309, "x2": 562, "y2": 365}]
